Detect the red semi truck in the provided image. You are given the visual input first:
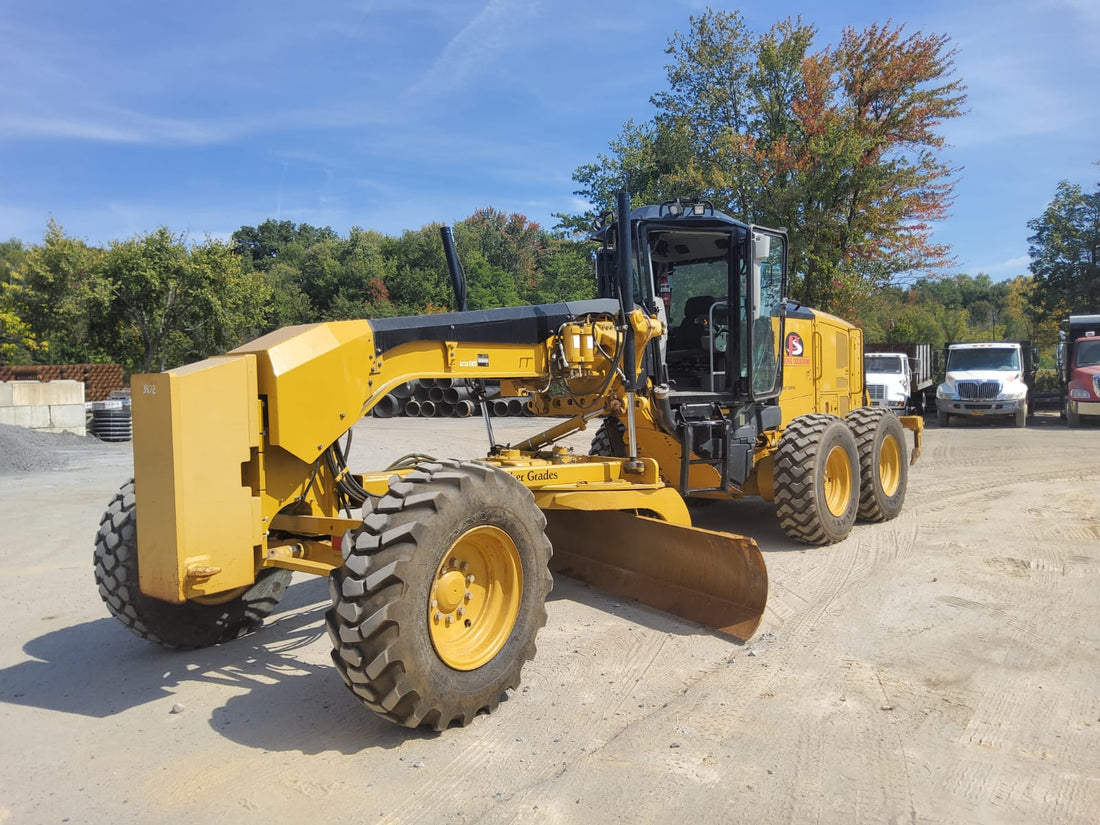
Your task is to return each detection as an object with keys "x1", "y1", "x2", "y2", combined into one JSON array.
[{"x1": 1058, "y1": 314, "x2": 1100, "y2": 427}]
